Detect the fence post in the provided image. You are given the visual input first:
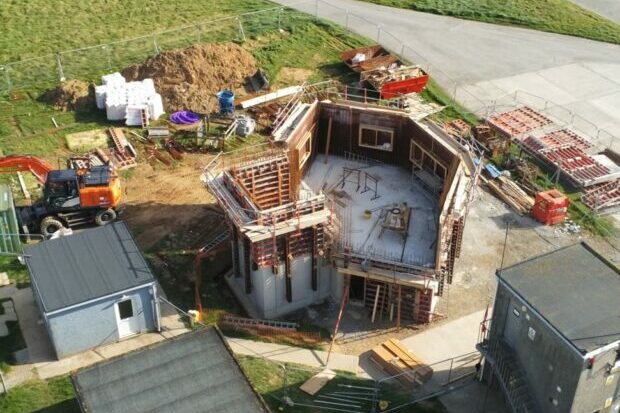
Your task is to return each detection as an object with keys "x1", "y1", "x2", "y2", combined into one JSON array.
[
  {"x1": 152, "y1": 34, "x2": 160, "y2": 54},
  {"x1": 237, "y1": 18, "x2": 246, "y2": 42},
  {"x1": 103, "y1": 46, "x2": 112, "y2": 71},
  {"x1": 446, "y1": 358, "x2": 454, "y2": 385},
  {"x1": 376, "y1": 25, "x2": 381, "y2": 42},
  {"x1": 0, "y1": 369, "x2": 6, "y2": 395},
  {"x1": 56, "y1": 53, "x2": 65, "y2": 82},
  {"x1": 278, "y1": 7, "x2": 282, "y2": 31},
  {"x1": 0, "y1": 66, "x2": 10, "y2": 93},
  {"x1": 315, "y1": 0, "x2": 319, "y2": 18}
]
